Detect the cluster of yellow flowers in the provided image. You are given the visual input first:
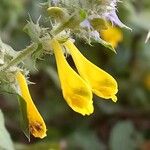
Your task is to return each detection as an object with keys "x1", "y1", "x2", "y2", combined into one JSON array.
[
  {"x1": 0, "y1": 0, "x2": 127, "y2": 139},
  {"x1": 15, "y1": 39, "x2": 118, "y2": 138}
]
